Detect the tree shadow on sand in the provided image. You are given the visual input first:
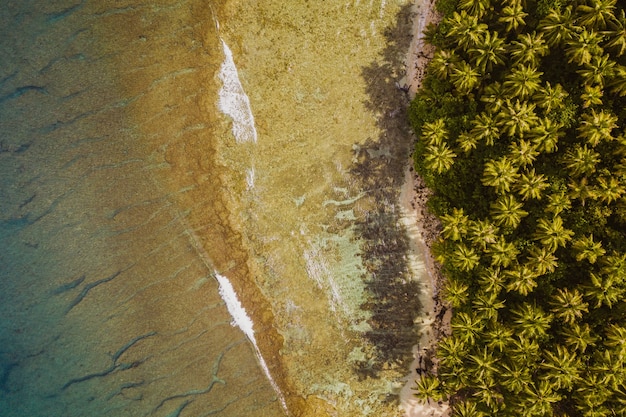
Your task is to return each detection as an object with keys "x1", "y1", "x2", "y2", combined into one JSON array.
[{"x1": 350, "y1": 3, "x2": 426, "y2": 380}]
